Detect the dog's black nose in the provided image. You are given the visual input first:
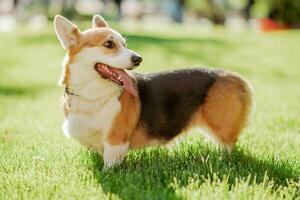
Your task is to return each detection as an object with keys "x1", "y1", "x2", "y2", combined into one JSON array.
[{"x1": 131, "y1": 55, "x2": 142, "y2": 66}]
